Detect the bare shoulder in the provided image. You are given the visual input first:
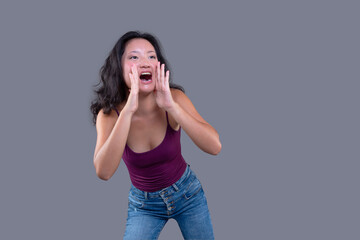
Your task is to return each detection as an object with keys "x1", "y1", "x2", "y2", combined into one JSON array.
[
  {"x1": 94, "y1": 107, "x2": 121, "y2": 155},
  {"x1": 170, "y1": 88, "x2": 208, "y2": 124},
  {"x1": 96, "y1": 108, "x2": 119, "y2": 132},
  {"x1": 96, "y1": 103, "x2": 125, "y2": 125},
  {"x1": 93, "y1": 108, "x2": 118, "y2": 159},
  {"x1": 171, "y1": 88, "x2": 196, "y2": 110},
  {"x1": 171, "y1": 88, "x2": 188, "y2": 102}
]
